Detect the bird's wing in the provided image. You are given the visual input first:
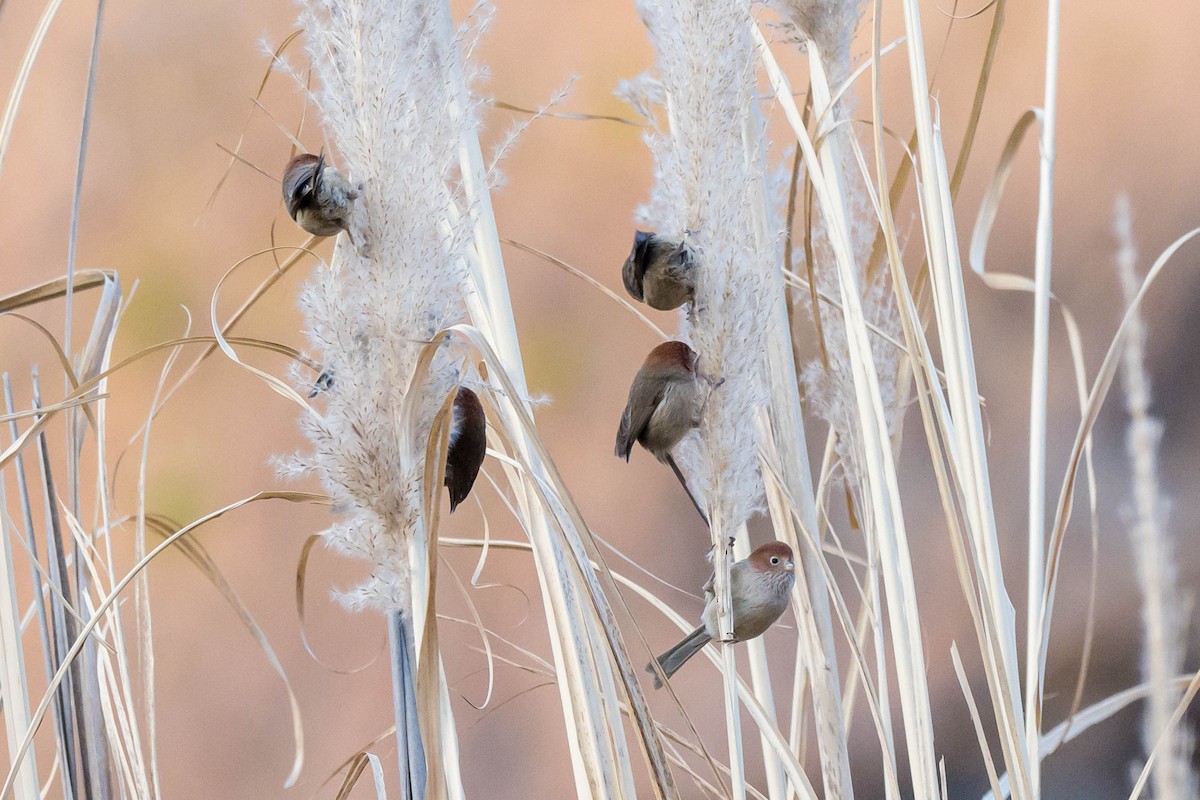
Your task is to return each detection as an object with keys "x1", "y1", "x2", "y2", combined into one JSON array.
[
  {"x1": 614, "y1": 377, "x2": 663, "y2": 460},
  {"x1": 631, "y1": 233, "x2": 653, "y2": 284},
  {"x1": 446, "y1": 390, "x2": 487, "y2": 512},
  {"x1": 621, "y1": 232, "x2": 652, "y2": 301},
  {"x1": 700, "y1": 561, "x2": 752, "y2": 636},
  {"x1": 704, "y1": 560, "x2": 749, "y2": 597}
]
